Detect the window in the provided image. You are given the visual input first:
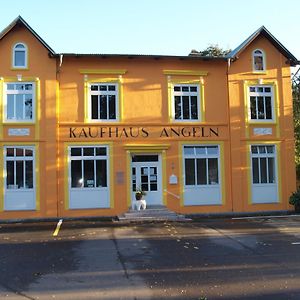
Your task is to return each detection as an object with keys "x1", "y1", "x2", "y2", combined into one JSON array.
[
  {"x1": 251, "y1": 145, "x2": 276, "y2": 184},
  {"x1": 70, "y1": 146, "x2": 108, "y2": 188},
  {"x1": 89, "y1": 83, "x2": 118, "y2": 121},
  {"x1": 5, "y1": 146, "x2": 34, "y2": 190},
  {"x1": 5, "y1": 82, "x2": 34, "y2": 122},
  {"x1": 173, "y1": 84, "x2": 200, "y2": 121},
  {"x1": 13, "y1": 43, "x2": 27, "y2": 68},
  {"x1": 249, "y1": 86, "x2": 273, "y2": 121},
  {"x1": 184, "y1": 146, "x2": 219, "y2": 186},
  {"x1": 253, "y1": 49, "x2": 265, "y2": 71}
]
